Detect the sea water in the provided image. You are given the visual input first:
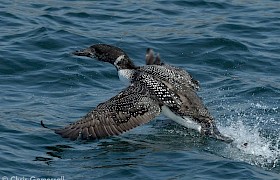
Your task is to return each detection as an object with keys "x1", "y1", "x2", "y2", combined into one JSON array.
[{"x1": 1, "y1": 0, "x2": 279, "y2": 179}]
